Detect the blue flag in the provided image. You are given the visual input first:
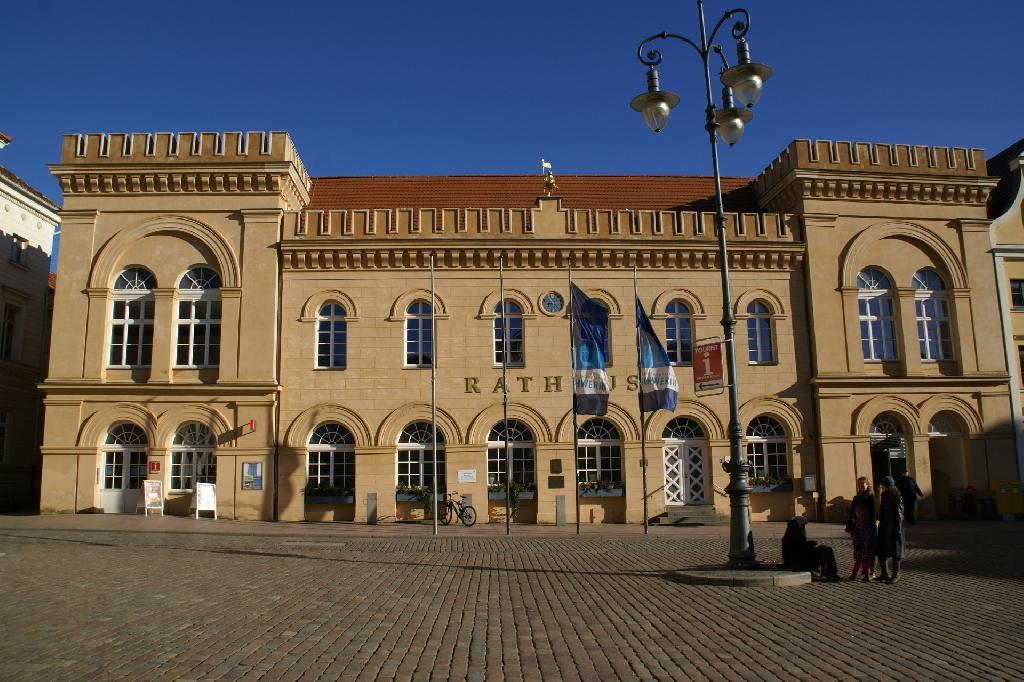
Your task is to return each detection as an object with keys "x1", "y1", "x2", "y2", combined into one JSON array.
[
  {"x1": 570, "y1": 283, "x2": 609, "y2": 415},
  {"x1": 636, "y1": 296, "x2": 678, "y2": 412}
]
